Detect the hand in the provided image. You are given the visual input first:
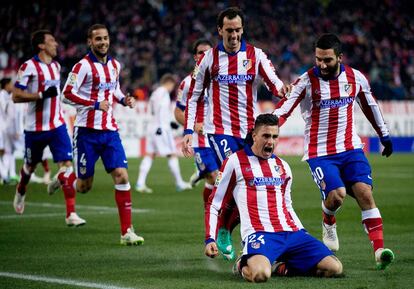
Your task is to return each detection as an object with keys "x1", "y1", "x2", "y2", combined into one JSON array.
[
  {"x1": 182, "y1": 134, "x2": 194, "y2": 157},
  {"x1": 40, "y1": 86, "x2": 58, "y2": 99},
  {"x1": 380, "y1": 136, "x2": 393, "y2": 157},
  {"x1": 99, "y1": 100, "x2": 110, "y2": 112},
  {"x1": 125, "y1": 93, "x2": 136, "y2": 108},
  {"x1": 194, "y1": 122, "x2": 204, "y2": 135},
  {"x1": 156, "y1": 128, "x2": 162, "y2": 135},
  {"x1": 205, "y1": 242, "x2": 219, "y2": 258},
  {"x1": 278, "y1": 84, "x2": 291, "y2": 98},
  {"x1": 170, "y1": 122, "x2": 179, "y2": 130}
]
